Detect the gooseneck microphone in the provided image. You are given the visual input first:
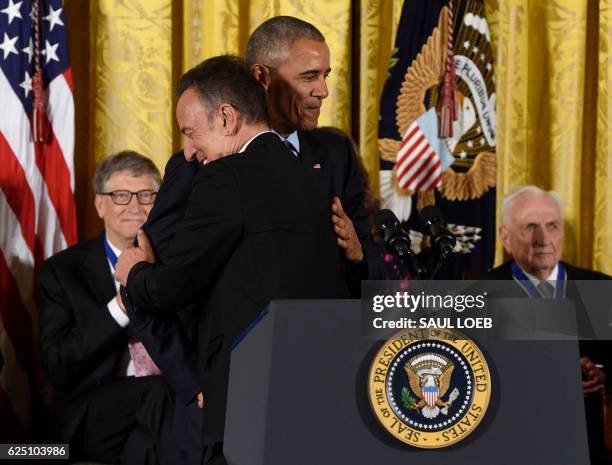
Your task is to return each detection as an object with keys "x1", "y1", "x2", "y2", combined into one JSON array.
[
  {"x1": 374, "y1": 209, "x2": 413, "y2": 259},
  {"x1": 418, "y1": 205, "x2": 456, "y2": 258}
]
